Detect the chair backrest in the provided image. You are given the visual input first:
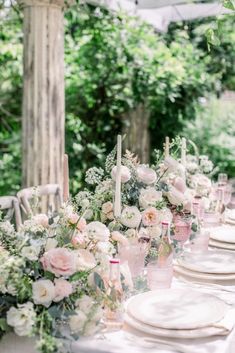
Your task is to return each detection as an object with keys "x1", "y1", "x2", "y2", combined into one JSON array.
[
  {"x1": 17, "y1": 184, "x2": 62, "y2": 216},
  {"x1": 0, "y1": 196, "x2": 22, "y2": 231}
]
